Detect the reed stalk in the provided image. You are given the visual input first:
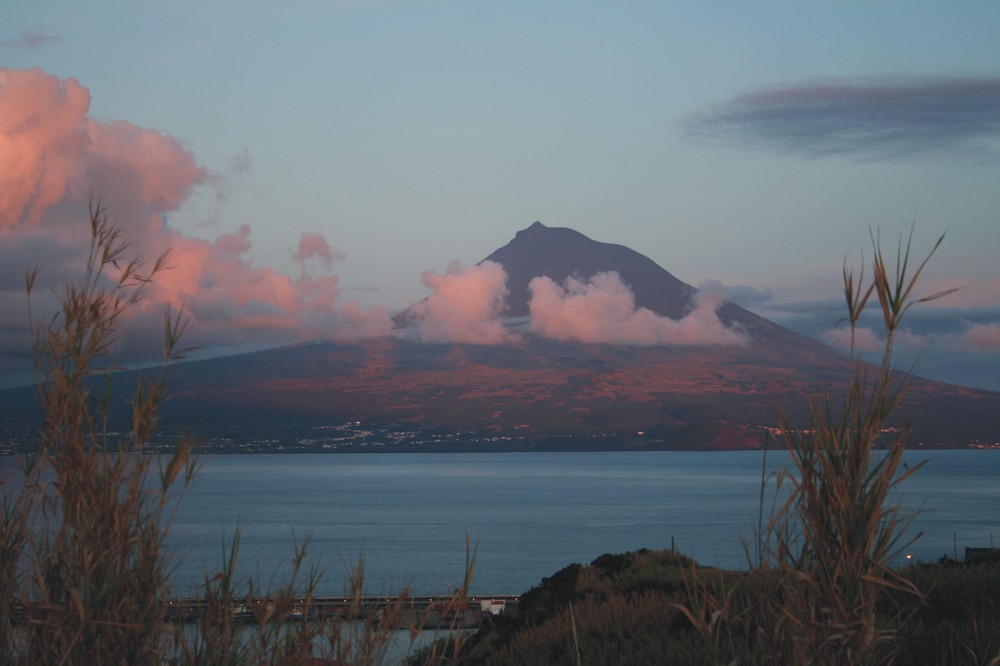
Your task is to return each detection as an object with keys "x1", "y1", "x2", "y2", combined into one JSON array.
[
  {"x1": 676, "y1": 226, "x2": 956, "y2": 665},
  {"x1": 761, "y1": 226, "x2": 959, "y2": 664},
  {"x1": 1, "y1": 201, "x2": 195, "y2": 665}
]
